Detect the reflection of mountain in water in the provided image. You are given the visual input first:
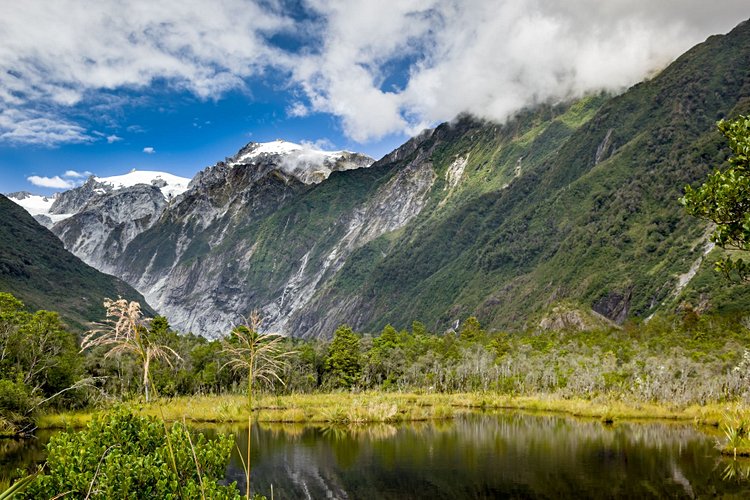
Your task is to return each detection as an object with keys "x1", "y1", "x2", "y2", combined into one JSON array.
[{"x1": 222, "y1": 413, "x2": 746, "y2": 499}]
